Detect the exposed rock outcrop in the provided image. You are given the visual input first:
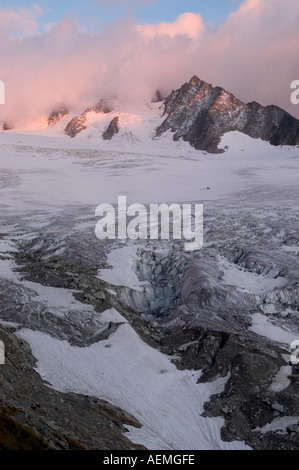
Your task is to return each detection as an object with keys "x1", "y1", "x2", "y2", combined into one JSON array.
[
  {"x1": 151, "y1": 90, "x2": 164, "y2": 103},
  {"x1": 65, "y1": 99, "x2": 112, "y2": 138},
  {"x1": 88, "y1": 99, "x2": 112, "y2": 115},
  {"x1": 65, "y1": 113, "x2": 88, "y2": 138},
  {"x1": 2, "y1": 122, "x2": 14, "y2": 131},
  {"x1": 156, "y1": 76, "x2": 299, "y2": 153}
]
